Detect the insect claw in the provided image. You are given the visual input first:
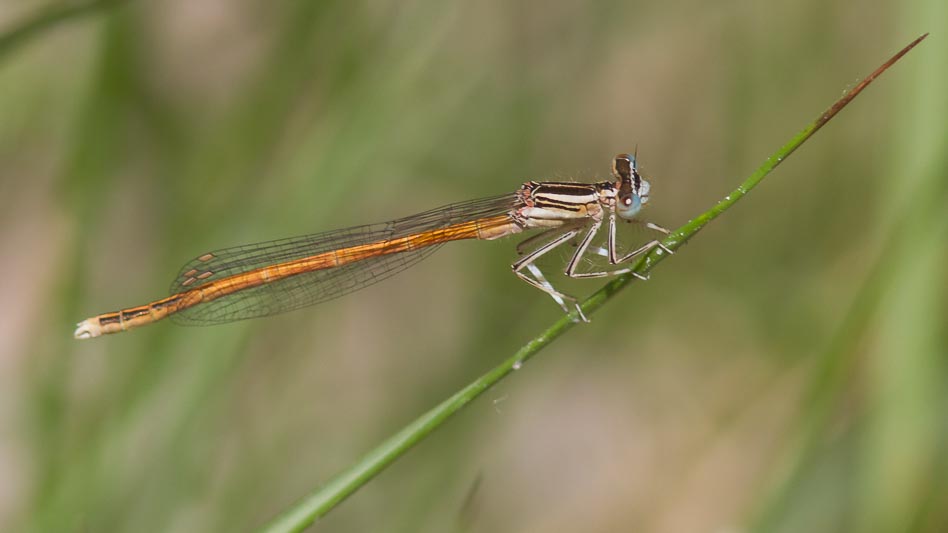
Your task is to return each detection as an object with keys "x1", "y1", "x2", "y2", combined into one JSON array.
[{"x1": 646, "y1": 222, "x2": 672, "y2": 234}]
